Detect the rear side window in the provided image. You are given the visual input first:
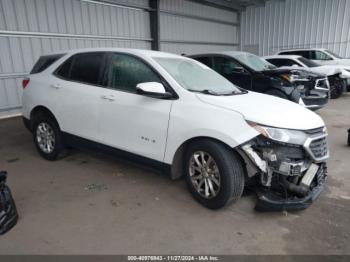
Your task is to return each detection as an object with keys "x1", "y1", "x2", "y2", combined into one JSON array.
[
  {"x1": 30, "y1": 54, "x2": 65, "y2": 74},
  {"x1": 55, "y1": 52, "x2": 106, "y2": 86}
]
